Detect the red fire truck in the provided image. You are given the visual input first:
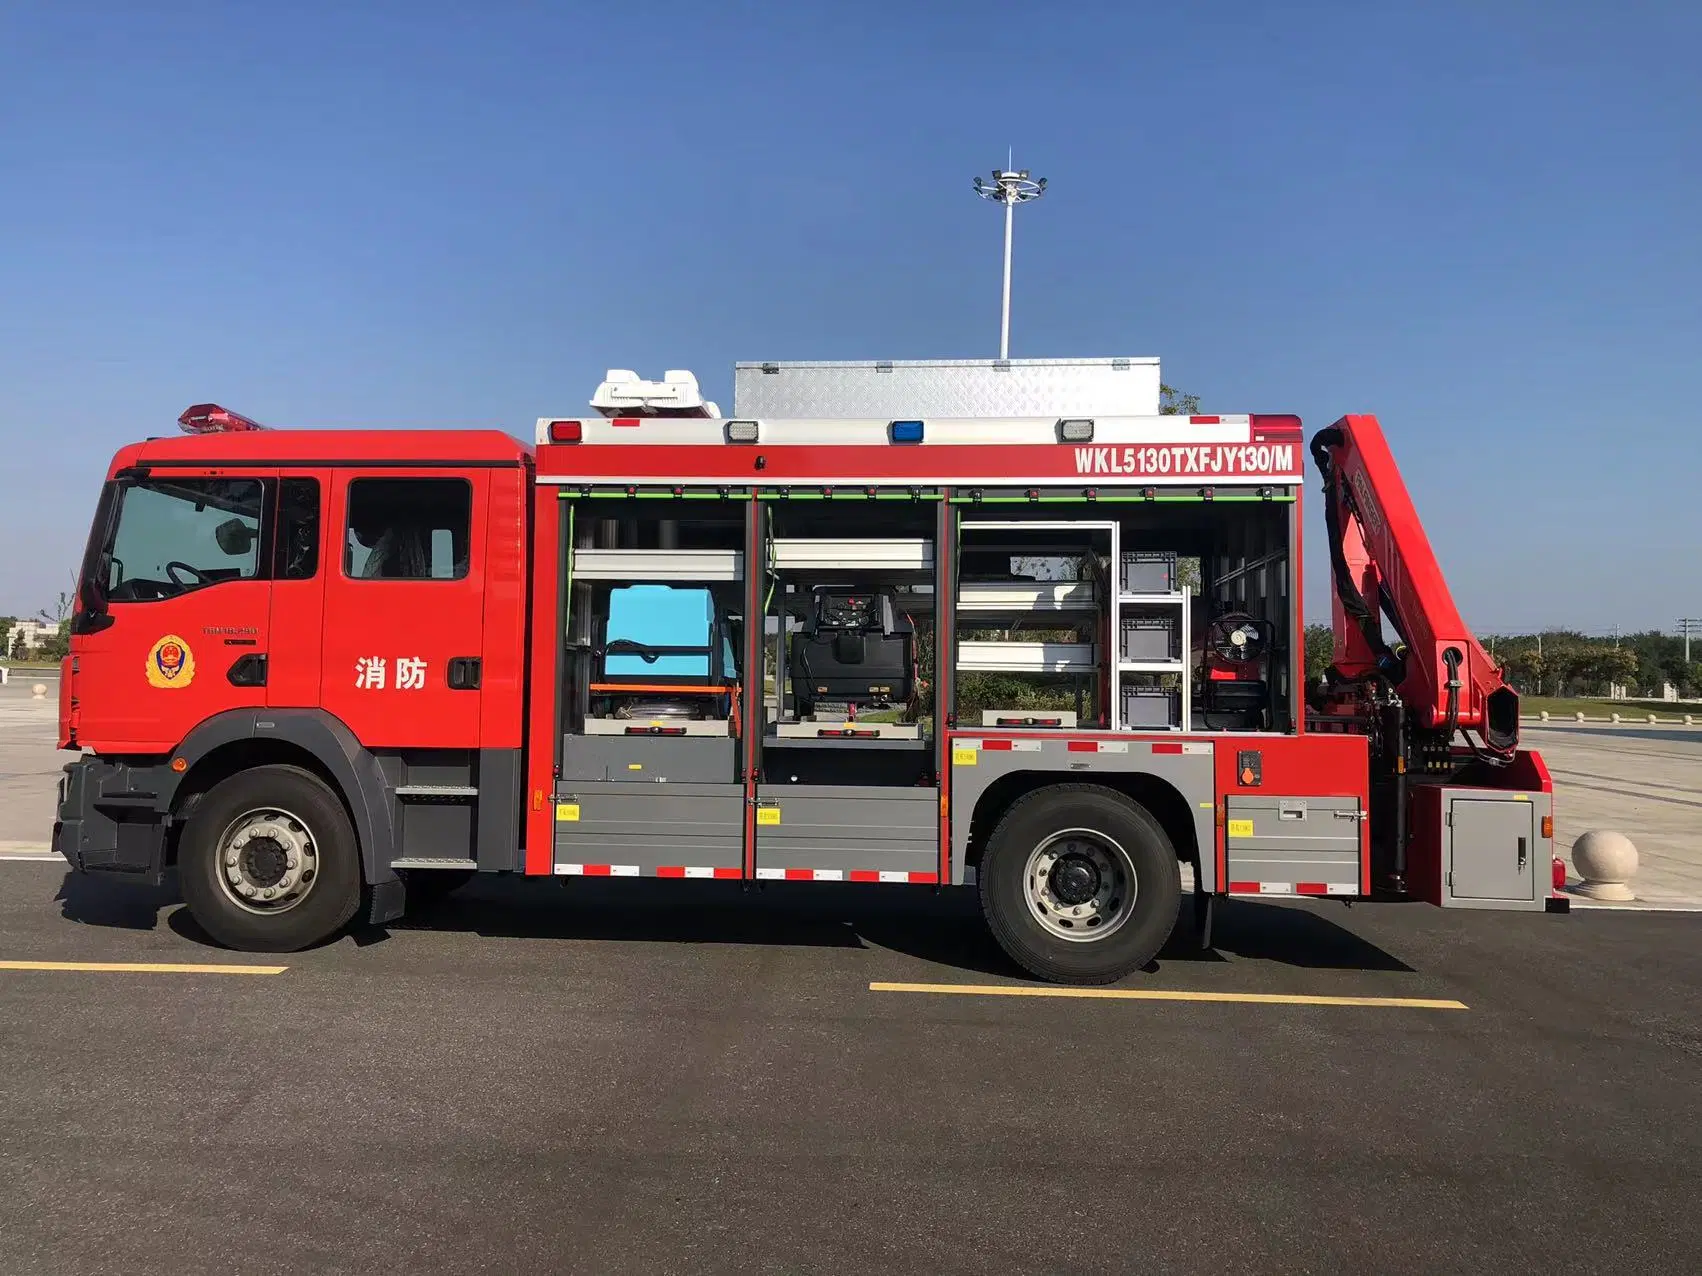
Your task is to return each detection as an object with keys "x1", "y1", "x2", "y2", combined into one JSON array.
[{"x1": 51, "y1": 359, "x2": 1565, "y2": 984}]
